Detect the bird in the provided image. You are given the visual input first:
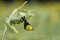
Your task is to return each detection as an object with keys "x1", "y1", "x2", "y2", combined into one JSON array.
[{"x1": 21, "y1": 16, "x2": 33, "y2": 31}]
